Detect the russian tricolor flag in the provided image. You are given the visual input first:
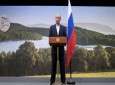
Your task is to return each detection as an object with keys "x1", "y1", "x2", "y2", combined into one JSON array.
[{"x1": 66, "y1": 0, "x2": 77, "y2": 67}]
